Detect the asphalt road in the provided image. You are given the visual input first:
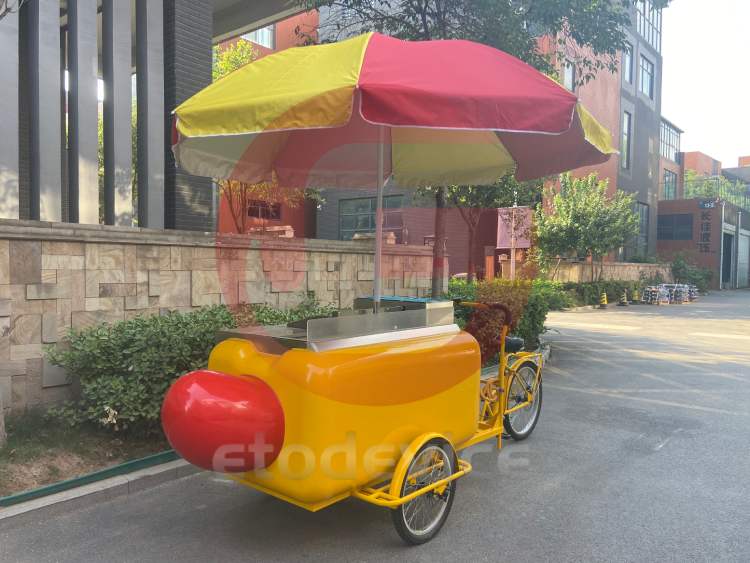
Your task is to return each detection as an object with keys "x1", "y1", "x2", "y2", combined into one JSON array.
[{"x1": 2, "y1": 291, "x2": 750, "y2": 562}]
